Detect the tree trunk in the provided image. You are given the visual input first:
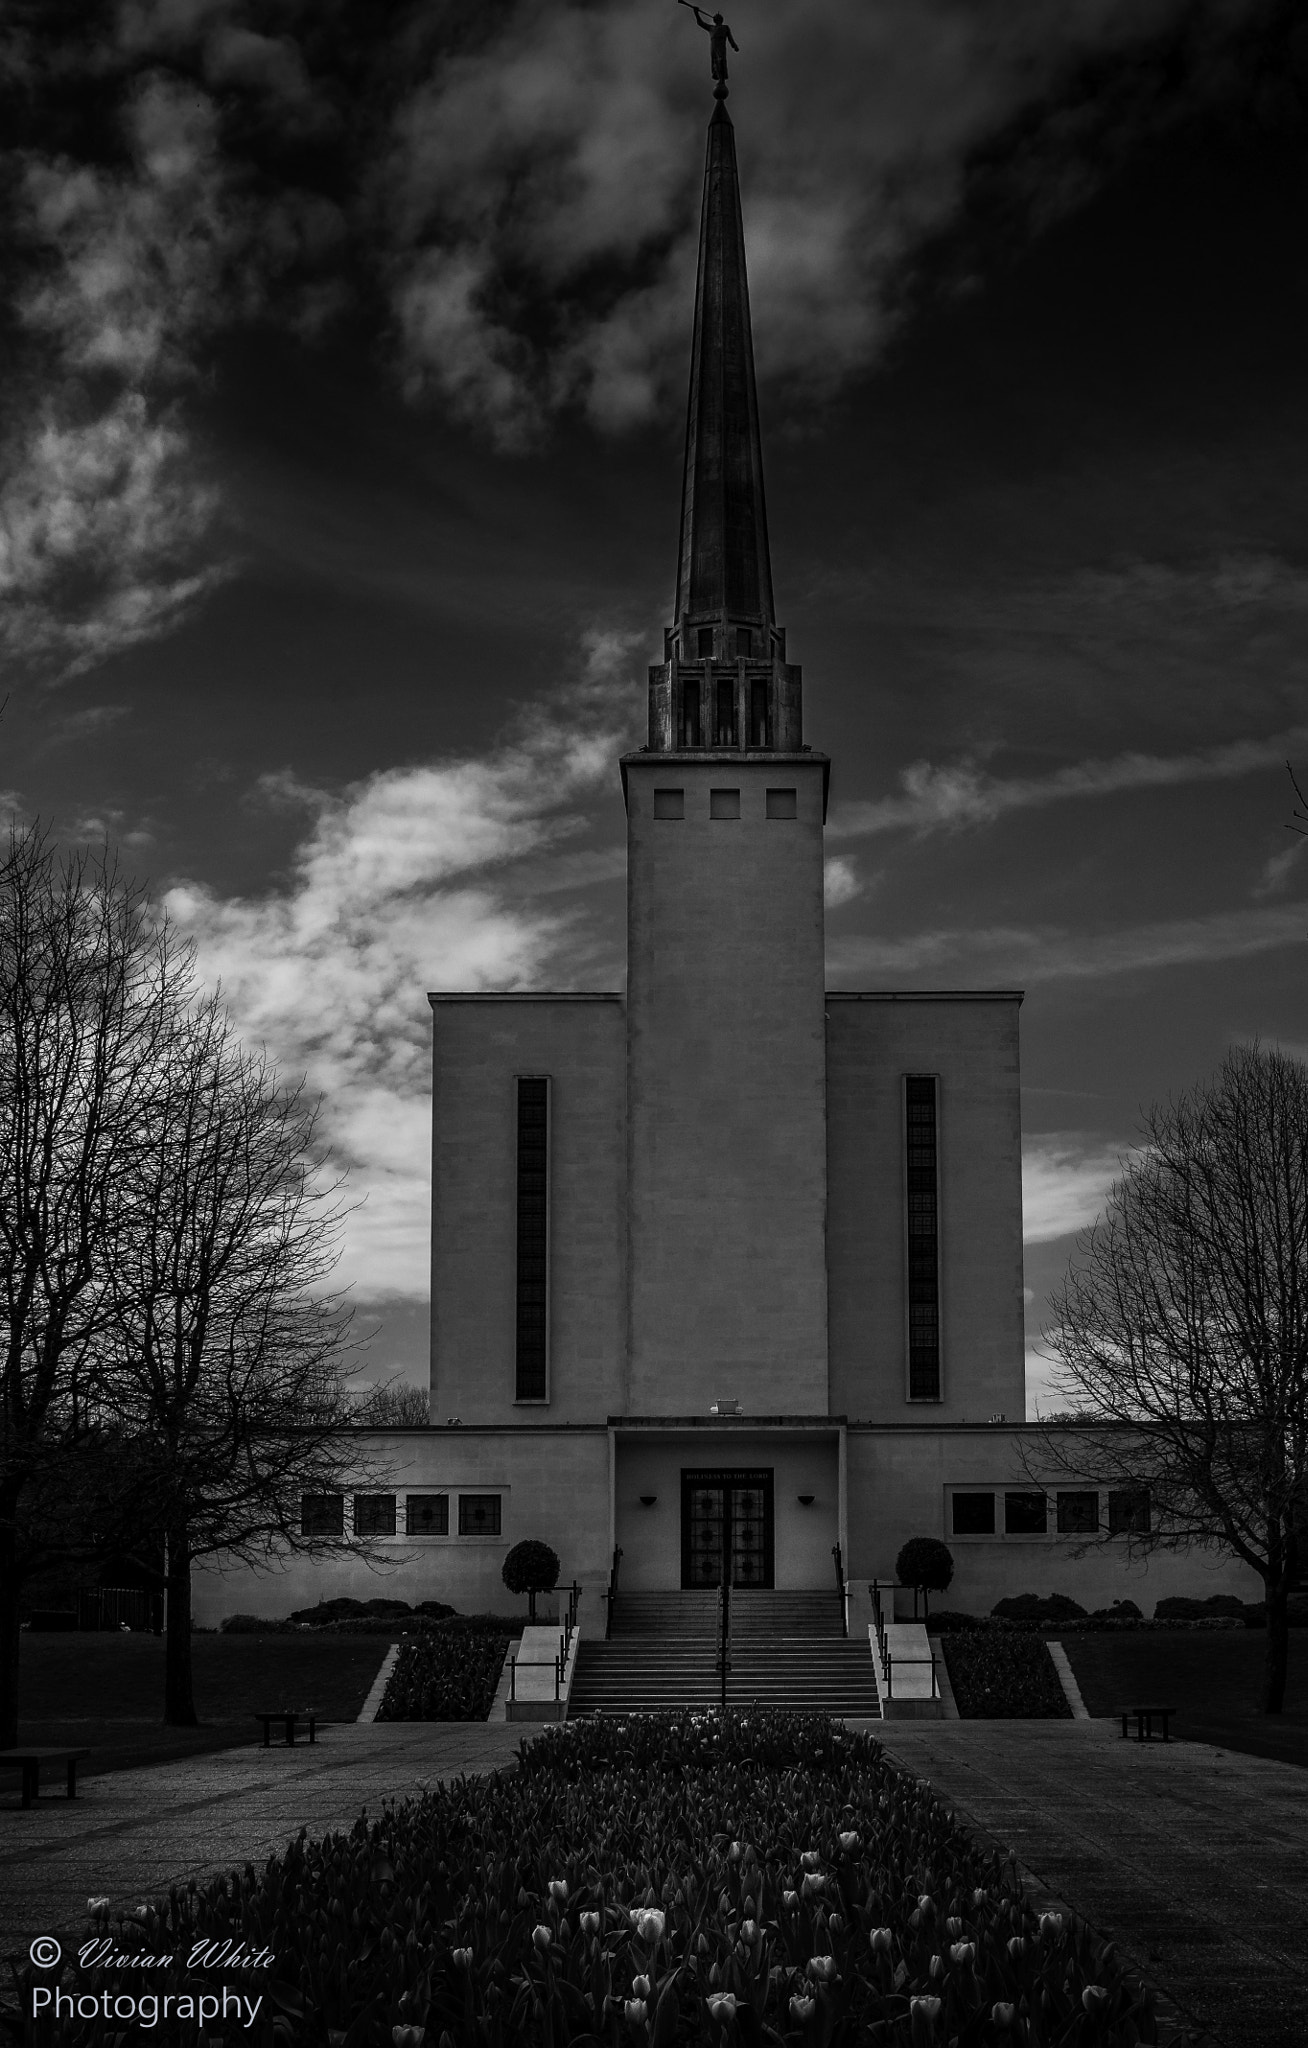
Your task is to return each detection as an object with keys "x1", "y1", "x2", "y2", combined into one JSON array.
[
  {"x1": 164, "y1": 1524, "x2": 198, "y2": 1726},
  {"x1": 0, "y1": 1506, "x2": 22, "y2": 1748},
  {"x1": 1262, "y1": 1580, "x2": 1289, "y2": 1715}
]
